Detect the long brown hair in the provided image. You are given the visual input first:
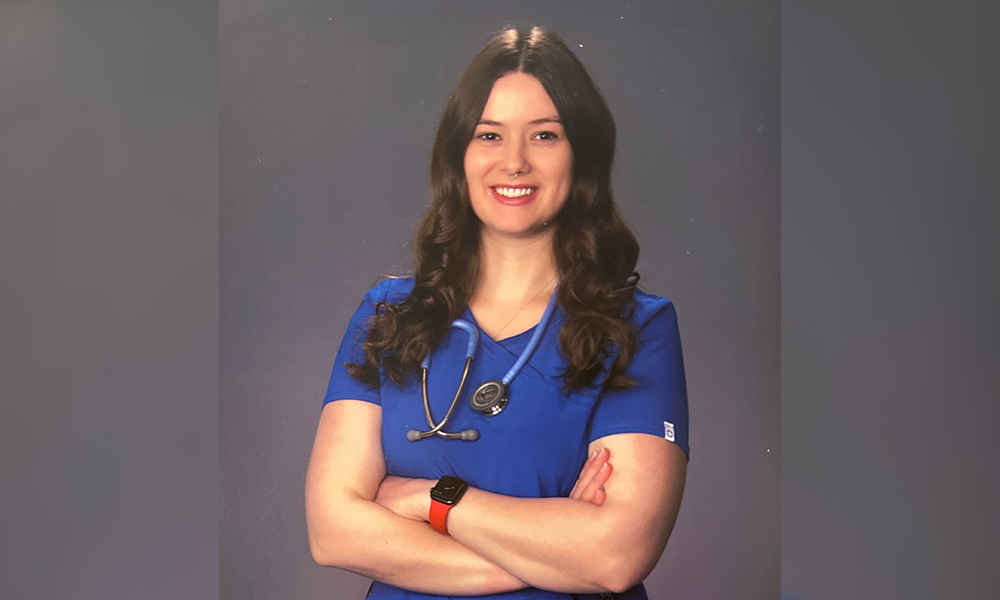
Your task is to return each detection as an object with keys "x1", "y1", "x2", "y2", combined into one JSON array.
[{"x1": 347, "y1": 26, "x2": 641, "y2": 392}]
